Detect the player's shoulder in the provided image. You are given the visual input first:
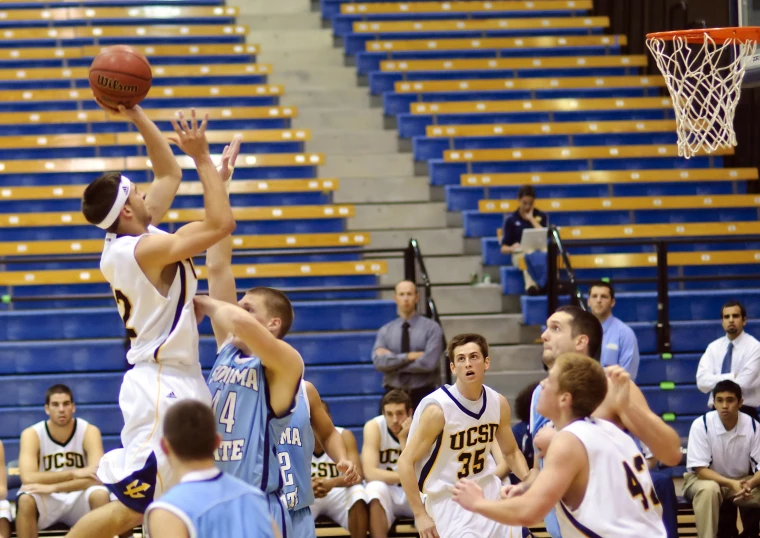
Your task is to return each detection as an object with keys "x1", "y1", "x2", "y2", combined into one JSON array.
[{"x1": 364, "y1": 414, "x2": 383, "y2": 430}]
